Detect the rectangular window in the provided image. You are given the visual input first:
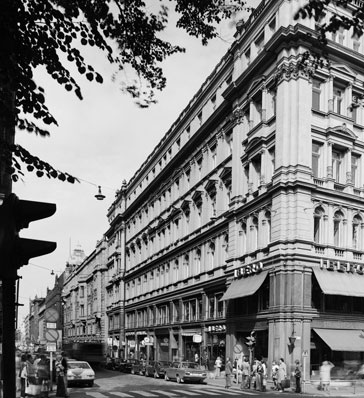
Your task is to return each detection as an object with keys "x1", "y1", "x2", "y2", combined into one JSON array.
[
  {"x1": 198, "y1": 111, "x2": 203, "y2": 125},
  {"x1": 244, "y1": 48, "x2": 251, "y2": 66},
  {"x1": 269, "y1": 17, "x2": 276, "y2": 33},
  {"x1": 332, "y1": 149, "x2": 343, "y2": 182},
  {"x1": 333, "y1": 88, "x2": 343, "y2": 114},
  {"x1": 255, "y1": 32, "x2": 264, "y2": 53},
  {"x1": 312, "y1": 80, "x2": 321, "y2": 111},
  {"x1": 312, "y1": 142, "x2": 321, "y2": 177},
  {"x1": 211, "y1": 94, "x2": 216, "y2": 110},
  {"x1": 352, "y1": 154, "x2": 360, "y2": 186}
]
